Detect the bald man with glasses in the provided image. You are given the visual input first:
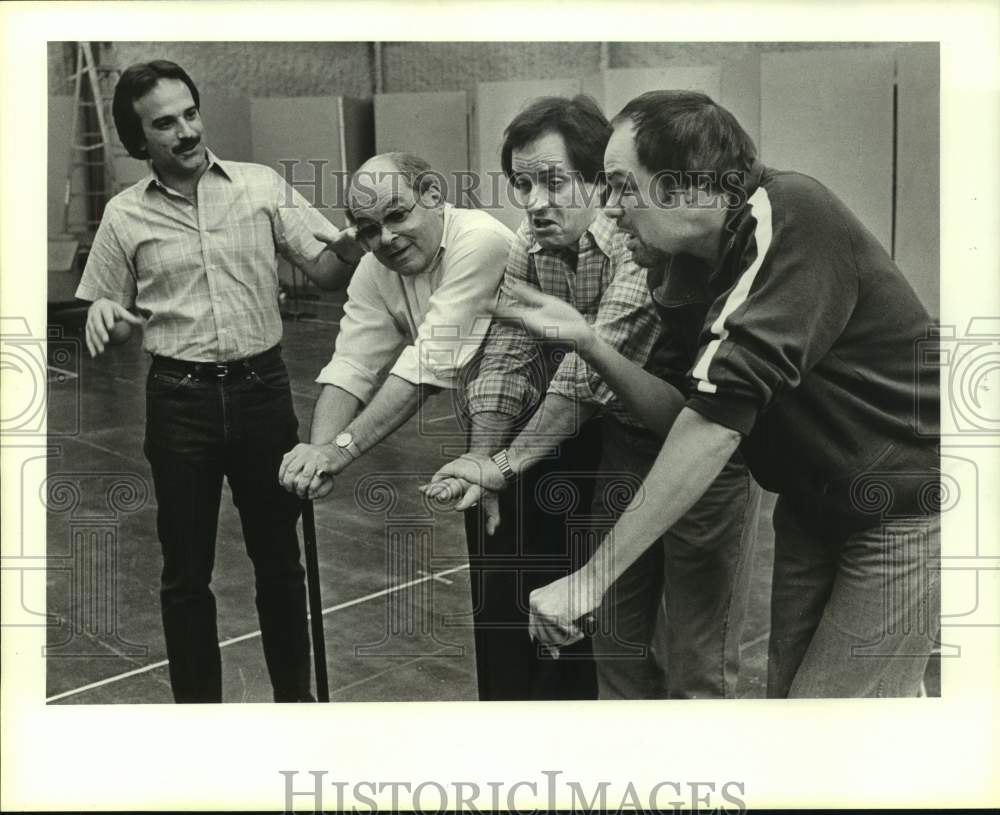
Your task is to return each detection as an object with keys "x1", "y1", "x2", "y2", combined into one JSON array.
[{"x1": 278, "y1": 152, "x2": 513, "y2": 499}]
